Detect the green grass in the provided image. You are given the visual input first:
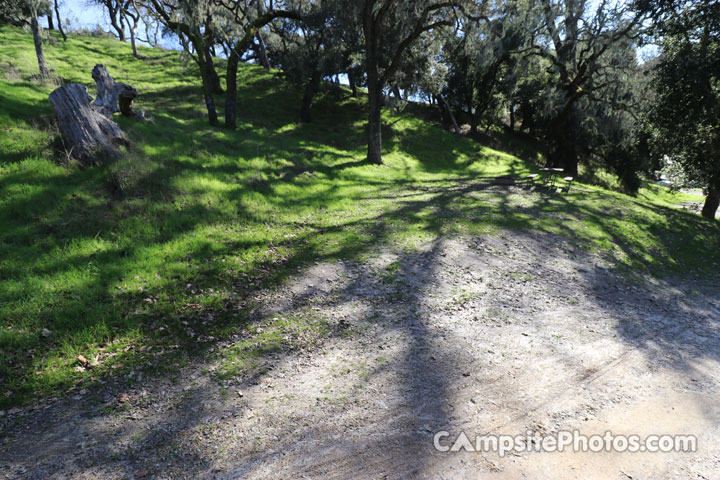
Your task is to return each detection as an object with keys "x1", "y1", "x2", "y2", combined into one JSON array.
[
  {"x1": 216, "y1": 312, "x2": 332, "y2": 381},
  {"x1": 1, "y1": 26, "x2": 718, "y2": 408}
]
